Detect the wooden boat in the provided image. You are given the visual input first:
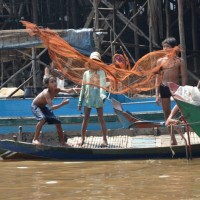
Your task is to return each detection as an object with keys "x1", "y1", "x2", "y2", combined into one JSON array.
[
  {"x1": 108, "y1": 93, "x2": 176, "y2": 121},
  {"x1": 0, "y1": 91, "x2": 181, "y2": 160},
  {"x1": 1, "y1": 94, "x2": 171, "y2": 118},
  {"x1": 0, "y1": 94, "x2": 175, "y2": 133},
  {"x1": 168, "y1": 82, "x2": 200, "y2": 137},
  {"x1": 111, "y1": 98, "x2": 165, "y2": 129},
  {"x1": 0, "y1": 126, "x2": 199, "y2": 160}
]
